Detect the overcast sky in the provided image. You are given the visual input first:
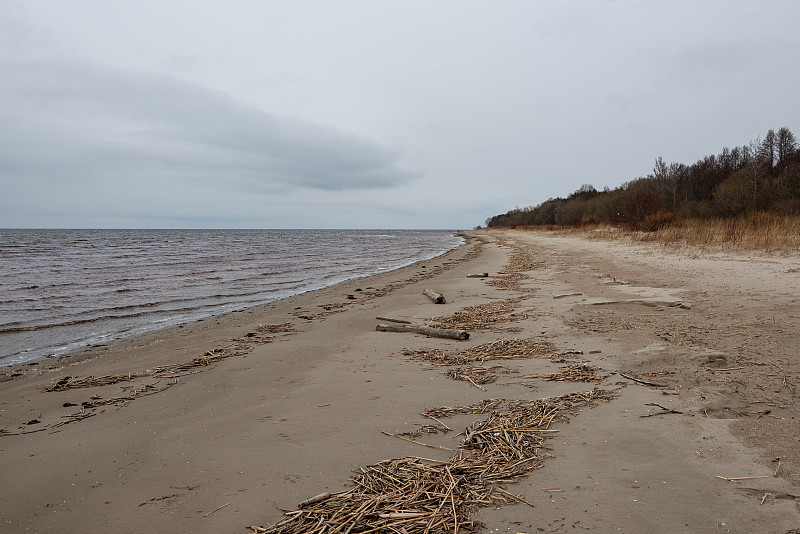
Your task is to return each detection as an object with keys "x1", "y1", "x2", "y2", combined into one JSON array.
[{"x1": 2, "y1": 1, "x2": 799, "y2": 229}]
